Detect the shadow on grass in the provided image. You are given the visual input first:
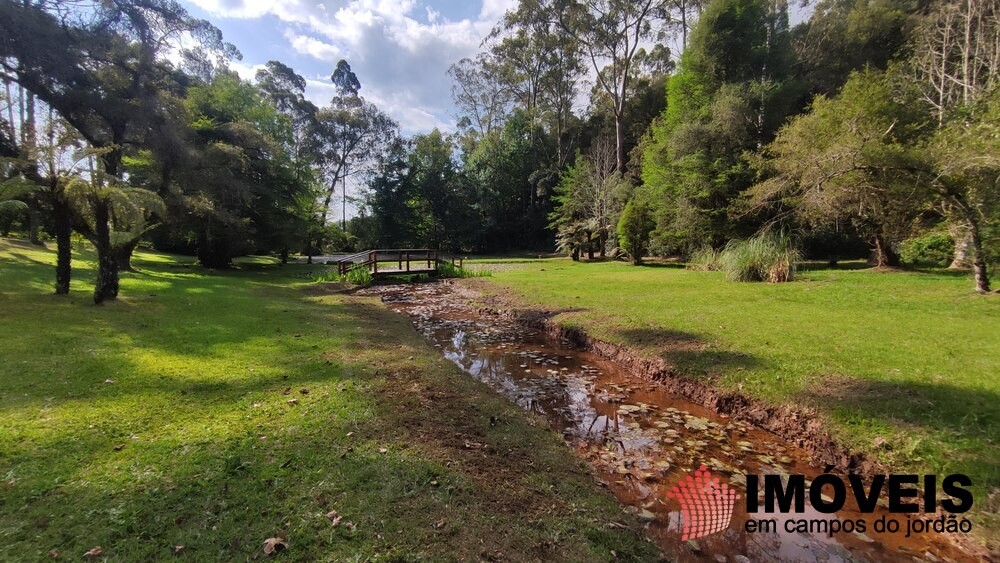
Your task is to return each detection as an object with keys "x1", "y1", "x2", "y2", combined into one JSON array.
[
  {"x1": 797, "y1": 377, "x2": 999, "y2": 483},
  {"x1": 612, "y1": 327, "x2": 761, "y2": 378},
  {"x1": 797, "y1": 260, "x2": 872, "y2": 272},
  {"x1": 633, "y1": 261, "x2": 686, "y2": 269}
]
